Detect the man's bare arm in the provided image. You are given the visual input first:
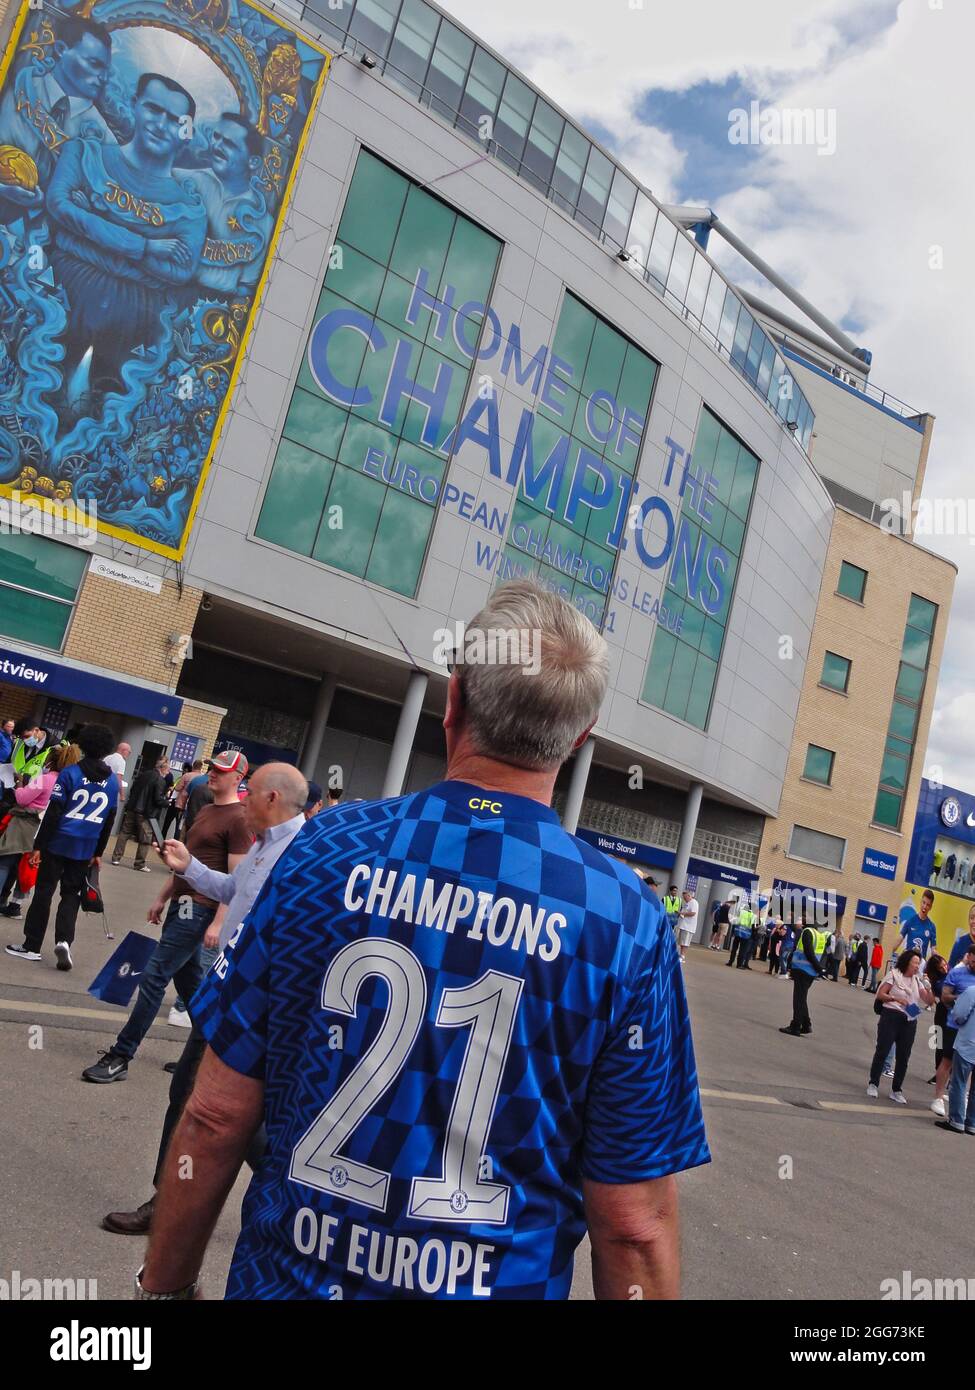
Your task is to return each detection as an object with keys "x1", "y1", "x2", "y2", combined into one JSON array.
[
  {"x1": 584, "y1": 1174, "x2": 680, "y2": 1300},
  {"x1": 141, "y1": 1048, "x2": 263, "y2": 1294}
]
